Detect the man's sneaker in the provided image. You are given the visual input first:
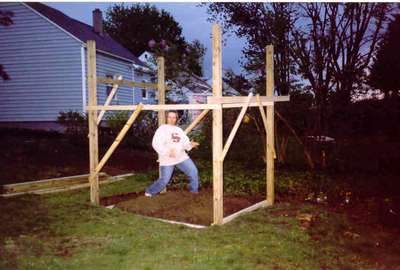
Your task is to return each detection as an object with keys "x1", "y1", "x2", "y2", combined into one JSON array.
[{"x1": 145, "y1": 192, "x2": 153, "y2": 197}]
